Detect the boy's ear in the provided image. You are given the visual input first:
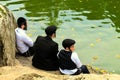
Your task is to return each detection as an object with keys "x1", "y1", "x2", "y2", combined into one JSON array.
[
  {"x1": 52, "y1": 33, "x2": 56, "y2": 38},
  {"x1": 21, "y1": 24, "x2": 24, "y2": 29}
]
